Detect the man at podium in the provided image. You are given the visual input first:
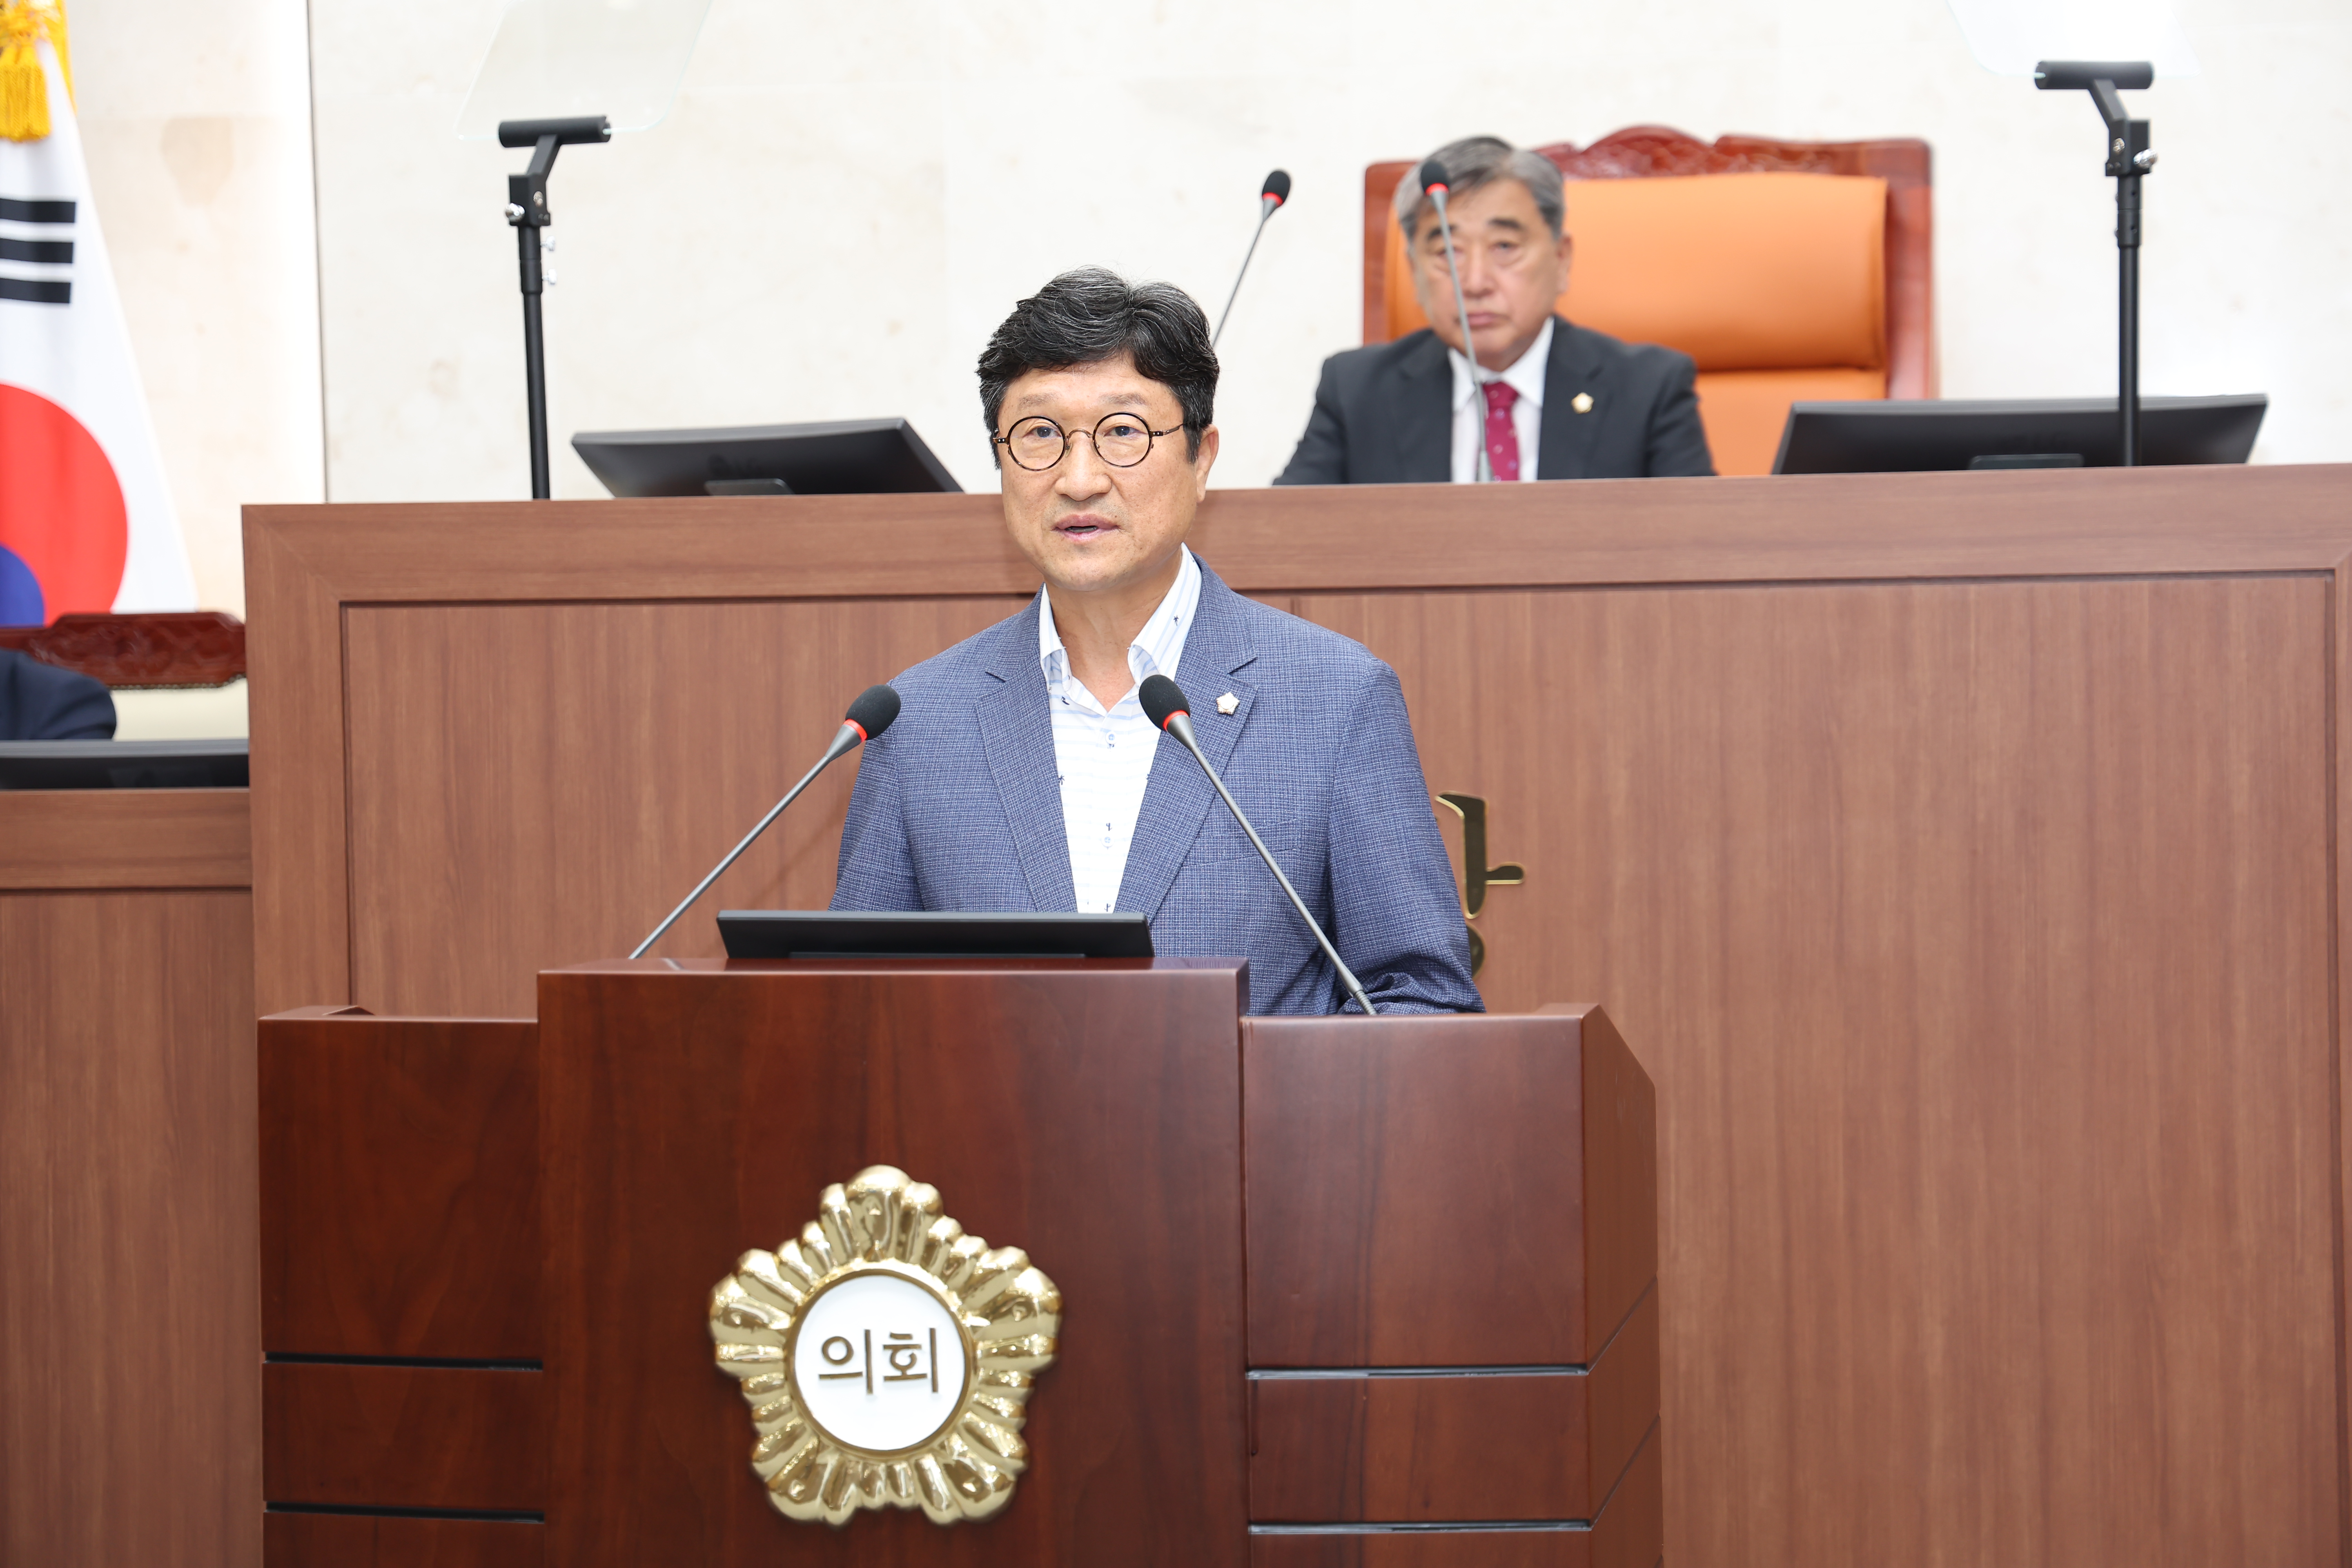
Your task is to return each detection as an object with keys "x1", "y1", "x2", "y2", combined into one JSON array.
[{"x1": 831, "y1": 268, "x2": 1479, "y2": 1016}]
